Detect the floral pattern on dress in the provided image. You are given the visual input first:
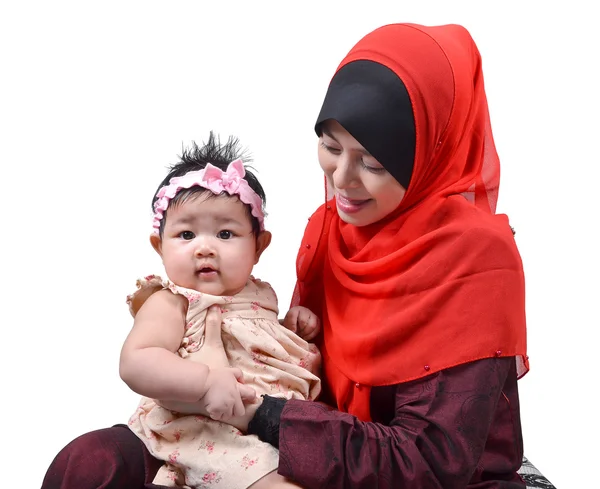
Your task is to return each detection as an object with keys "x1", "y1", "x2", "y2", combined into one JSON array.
[
  {"x1": 240, "y1": 455, "x2": 259, "y2": 470},
  {"x1": 201, "y1": 471, "x2": 222, "y2": 485}
]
